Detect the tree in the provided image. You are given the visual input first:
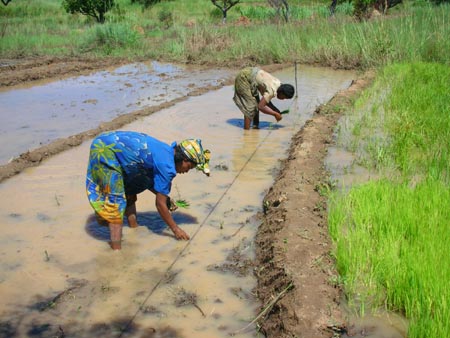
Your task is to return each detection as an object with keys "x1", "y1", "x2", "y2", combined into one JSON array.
[
  {"x1": 1, "y1": 0, "x2": 13, "y2": 5},
  {"x1": 211, "y1": 0, "x2": 240, "y2": 24},
  {"x1": 62, "y1": 0, "x2": 115, "y2": 24},
  {"x1": 268, "y1": 0, "x2": 290, "y2": 22},
  {"x1": 329, "y1": 0, "x2": 338, "y2": 16}
]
